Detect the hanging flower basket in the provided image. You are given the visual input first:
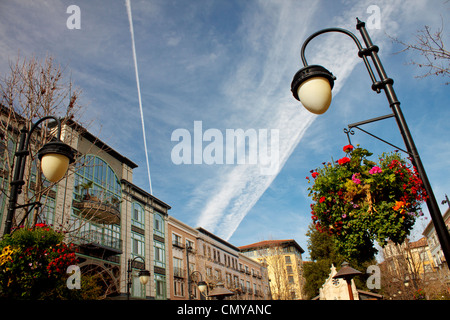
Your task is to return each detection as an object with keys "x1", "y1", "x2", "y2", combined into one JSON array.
[{"x1": 306, "y1": 145, "x2": 427, "y2": 260}]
